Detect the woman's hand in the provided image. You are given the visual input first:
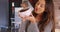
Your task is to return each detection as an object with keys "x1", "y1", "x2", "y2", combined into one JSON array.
[
  {"x1": 18, "y1": 12, "x2": 27, "y2": 22},
  {"x1": 25, "y1": 14, "x2": 36, "y2": 23},
  {"x1": 18, "y1": 12, "x2": 36, "y2": 23}
]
